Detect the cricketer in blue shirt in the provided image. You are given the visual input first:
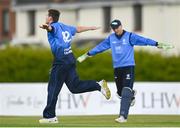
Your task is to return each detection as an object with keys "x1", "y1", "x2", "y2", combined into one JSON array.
[
  {"x1": 38, "y1": 9, "x2": 111, "y2": 124},
  {"x1": 77, "y1": 19, "x2": 174, "y2": 123},
  {"x1": 88, "y1": 30, "x2": 157, "y2": 68}
]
